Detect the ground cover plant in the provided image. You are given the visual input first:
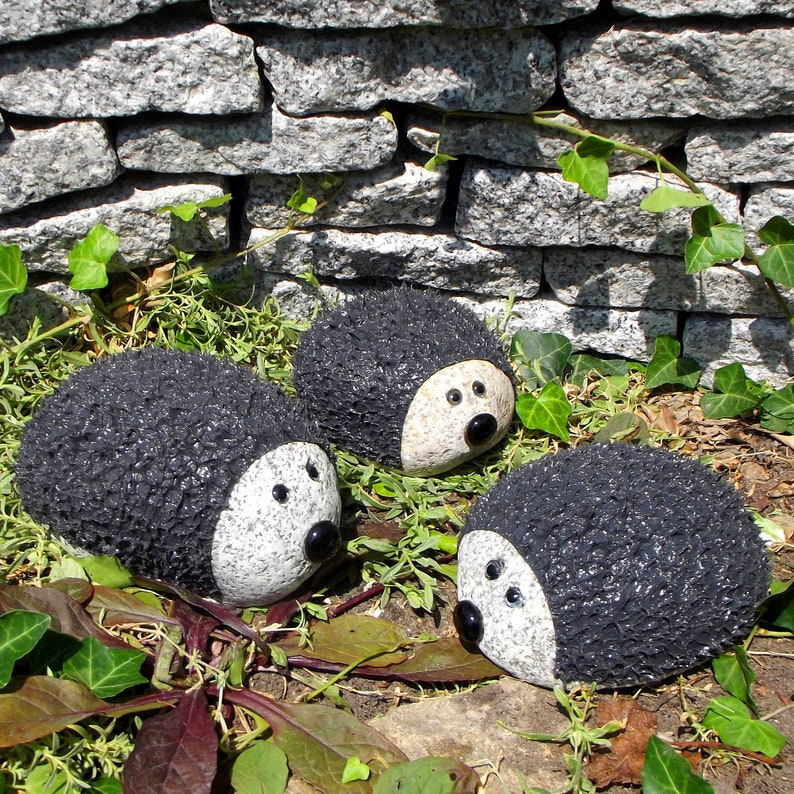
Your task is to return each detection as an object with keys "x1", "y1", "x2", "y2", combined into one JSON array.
[{"x1": 0, "y1": 121, "x2": 793, "y2": 792}]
